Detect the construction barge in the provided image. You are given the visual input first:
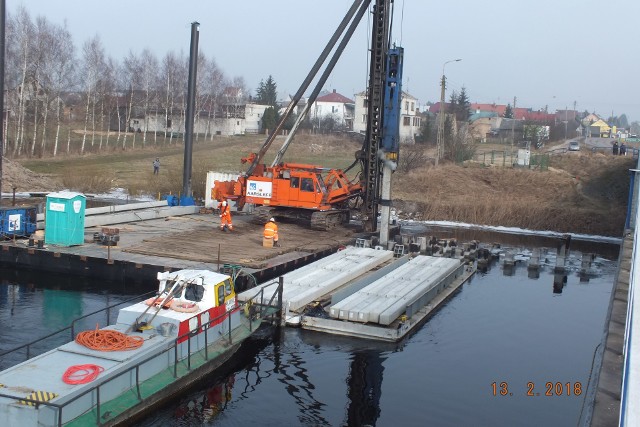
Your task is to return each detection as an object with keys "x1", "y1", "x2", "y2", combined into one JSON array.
[
  {"x1": 0, "y1": 201, "x2": 478, "y2": 343},
  {"x1": 0, "y1": 202, "x2": 364, "y2": 290},
  {"x1": 238, "y1": 244, "x2": 477, "y2": 342}
]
